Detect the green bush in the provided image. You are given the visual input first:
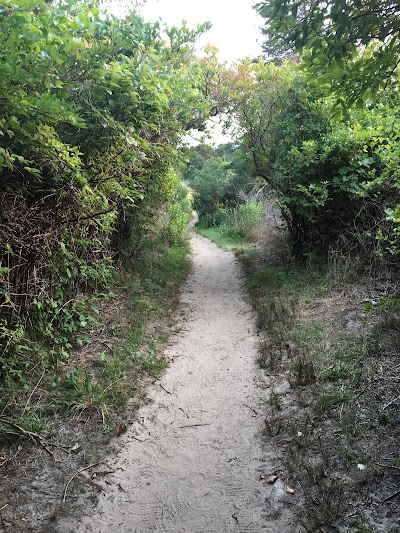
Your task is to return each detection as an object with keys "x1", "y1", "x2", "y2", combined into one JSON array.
[
  {"x1": 163, "y1": 181, "x2": 193, "y2": 246},
  {"x1": 216, "y1": 201, "x2": 266, "y2": 239},
  {"x1": 230, "y1": 59, "x2": 400, "y2": 260},
  {"x1": 0, "y1": 0, "x2": 212, "y2": 382}
]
